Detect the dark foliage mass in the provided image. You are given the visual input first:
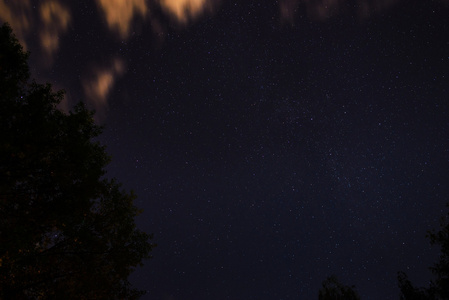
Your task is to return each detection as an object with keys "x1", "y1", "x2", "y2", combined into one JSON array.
[
  {"x1": 319, "y1": 205, "x2": 449, "y2": 300},
  {"x1": 320, "y1": 205, "x2": 449, "y2": 300},
  {"x1": 398, "y1": 205, "x2": 449, "y2": 300},
  {"x1": 0, "y1": 23, "x2": 154, "y2": 299},
  {"x1": 319, "y1": 204, "x2": 449, "y2": 300},
  {"x1": 318, "y1": 275, "x2": 361, "y2": 300},
  {"x1": 428, "y1": 208, "x2": 449, "y2": 299}
]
